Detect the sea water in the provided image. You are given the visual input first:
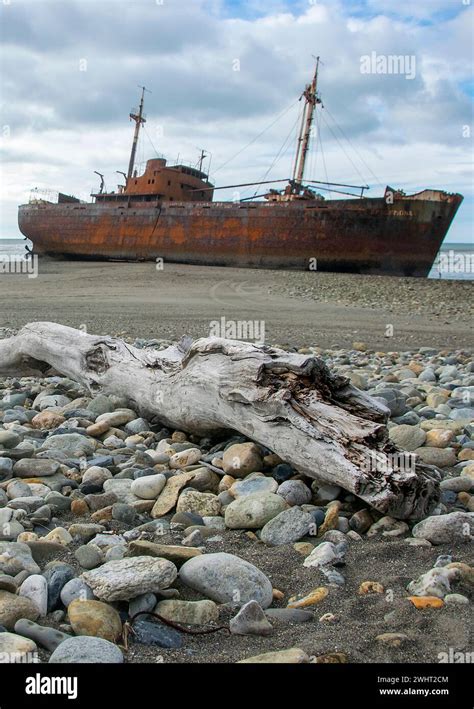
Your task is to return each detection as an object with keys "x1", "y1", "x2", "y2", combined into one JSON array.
[
  {"x1": 0, "y1": 239, "x2": 472, "y2": 280},
  {"x1": 0, "y1": 239, "x2": 30, "y2": 258}
]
